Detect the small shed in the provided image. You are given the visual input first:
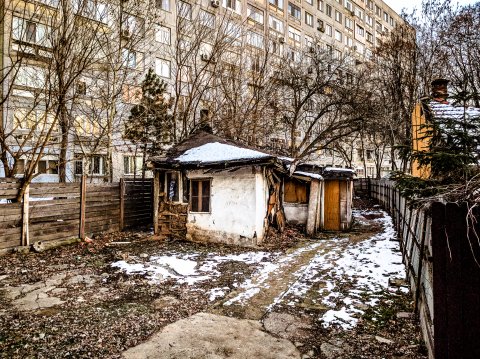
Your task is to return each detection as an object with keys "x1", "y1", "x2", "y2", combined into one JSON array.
[
  {"x1": 149, "y1": 131, "x2": 287, "y2": 246},
  {"x1": 321, "y1": 167, "x2": 355, "y2": 231},
  {"x1": 283, "y1": 170, "x2": 324, "y2": 235}
]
